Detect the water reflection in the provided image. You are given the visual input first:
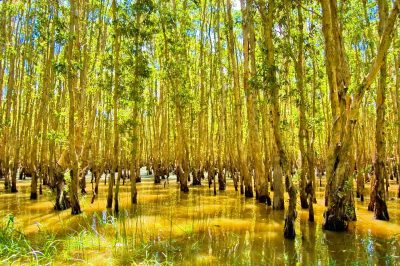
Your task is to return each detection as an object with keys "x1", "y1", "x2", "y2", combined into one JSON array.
[{"x1": 0, "y1": 178, "x2": 399, "y2": 264}]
